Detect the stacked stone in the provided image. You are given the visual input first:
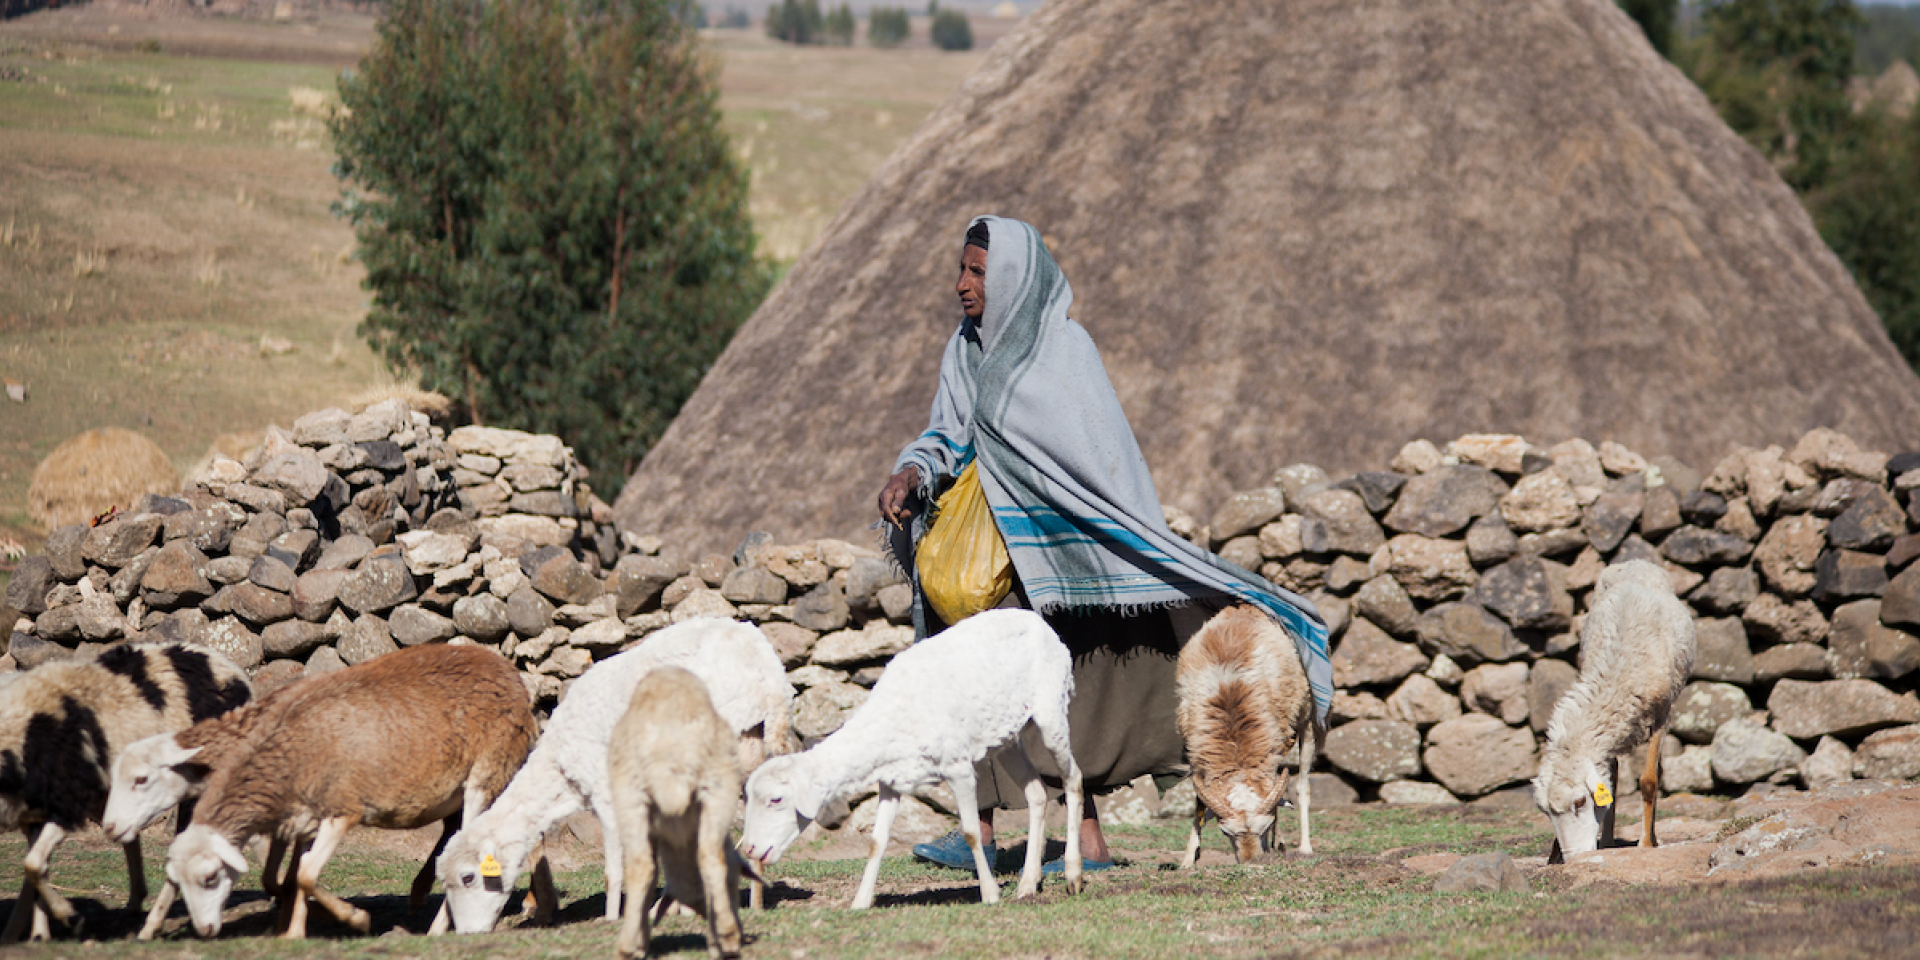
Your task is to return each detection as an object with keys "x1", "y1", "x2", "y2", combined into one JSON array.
[
  {"x1": 1186, "y1": 430, "x2": 1920, "y2": 804},
  {"x1": 2, "y1": 399, "x2": 918, "y2": 719}
]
